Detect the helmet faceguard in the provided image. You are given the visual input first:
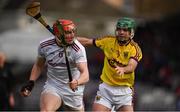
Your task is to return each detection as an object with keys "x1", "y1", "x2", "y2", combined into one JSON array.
[
  {"x1": 53, "y1": 19, "x2": 76, "y2": 46},
  {"x1": 115, "y1": 17, "x2": 136, "y2": 45}
]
